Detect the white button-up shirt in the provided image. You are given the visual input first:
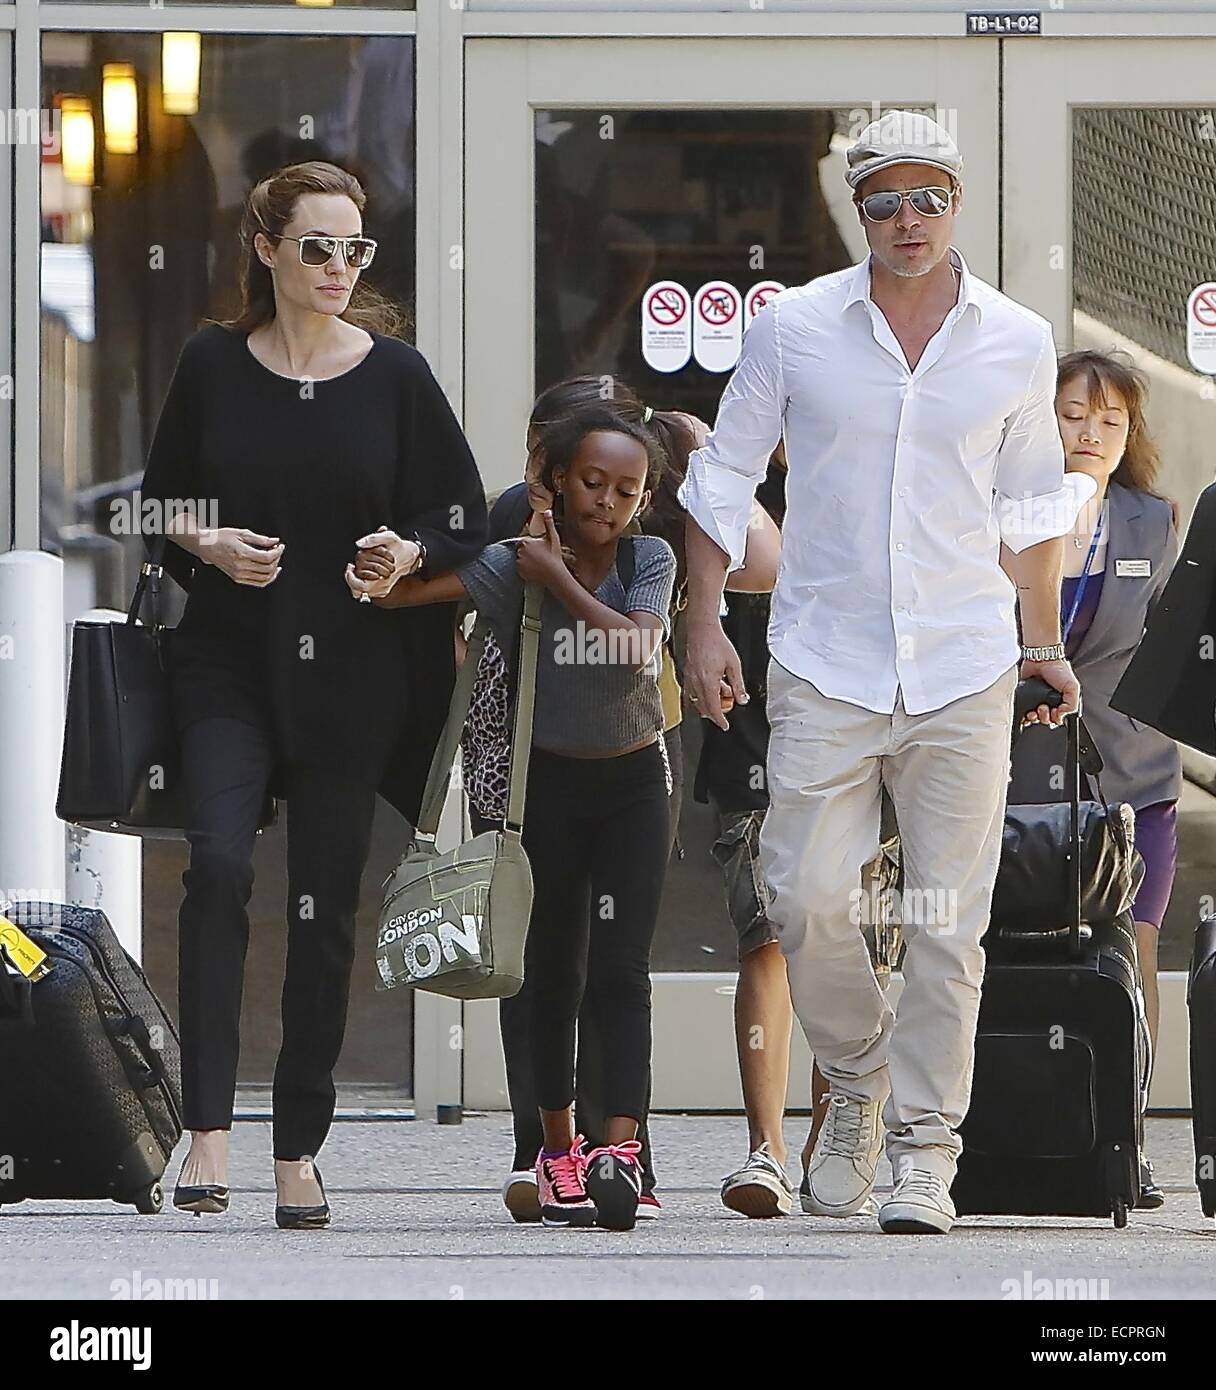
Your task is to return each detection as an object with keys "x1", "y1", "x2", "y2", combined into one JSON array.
[{"x1": 678, "y1": 248, "x2": 1096, "y2": 716}]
